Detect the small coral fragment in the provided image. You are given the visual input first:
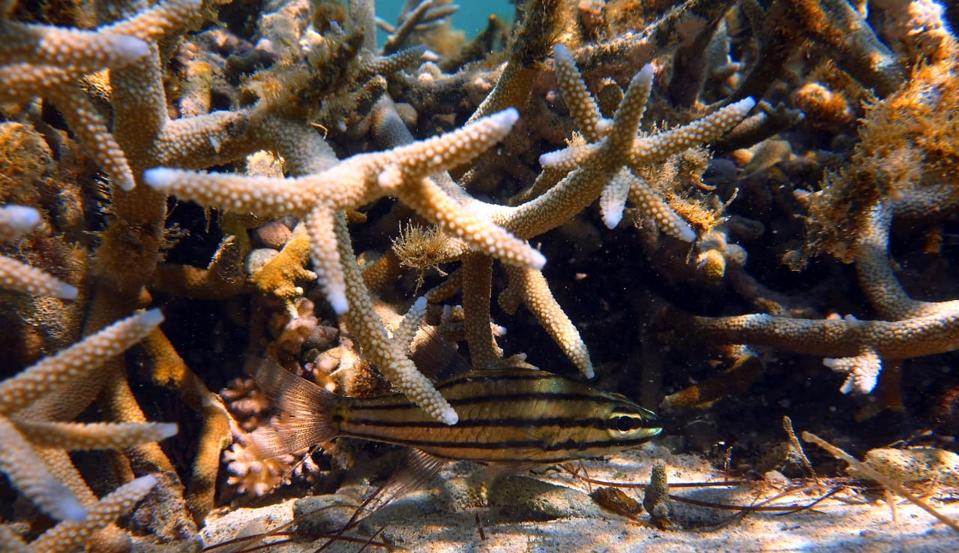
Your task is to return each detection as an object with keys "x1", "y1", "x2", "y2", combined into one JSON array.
[
  {"x1": 824, "y1": 343, "x2": 882, "y2": 395},
  {"x1": 251, "y1": 226, "x2": 316, "y2": 302},
  {"x1": 643, "y1": 462, "x2": 674, "y2": 530},
  {"x1": 859, "y1": 447, "x2": 959, "y2": 488}
]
